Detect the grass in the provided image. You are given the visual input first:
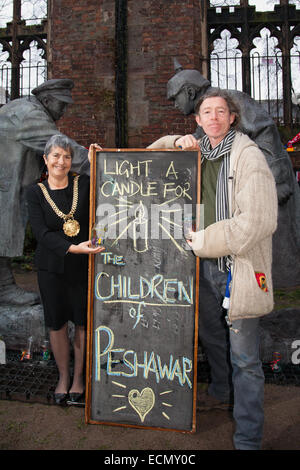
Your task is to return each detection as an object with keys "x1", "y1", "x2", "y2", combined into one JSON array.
[
  {"x1": 274, "y1": 287, "x2": 300, "y2": 310},
  {"x1": 11, "y1": 254, "x2": 35, "y2": 272},
  {"x1": 11, "y1": 223, "x2": 36, "y2": 271}
]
